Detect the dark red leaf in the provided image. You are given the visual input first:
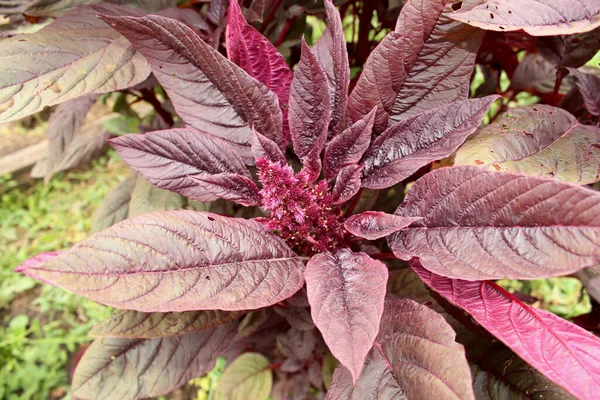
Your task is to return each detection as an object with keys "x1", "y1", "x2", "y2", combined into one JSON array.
[
  {"x1": 73, "y1": 322, "x2": 235, "y2": 399},
  {"x1": 326, "y1": 299, "x2": 474, "y2": 399},
  {"x1": 347, "y1": 0, "x2": 484, "y2": 132},
  {"x1": 305, "y1": 250, "x2": 387, "y2": 382},
  {"x1": 226, "y1": 0, "x2": 292, "y2": 140},
  {"x1": 99, "y1": 13, "x2": 284, "y2": 153},
  {"x1": 390, "y1": 166, "x2": 600, "y2": 280},
  {"x1": 568, "y1": 68, "x2": 600, "y2": 116},
  {"x1": 16, "y1": 211, "x2": 305, "y2": 312},
  {"x1": 276, "y1": 328, "x2": 317, "y2": 361},
  {"x1": 109, "y1": 128, "x2": 250, "y2": 201},
  {"x1": 289, "y1": 39, "x2": 331, "y2": 167},
  {"x1": 323, "y1": 108, "x2": 376, "y2": 180},
  {"x1": 538, "y1": 28, "x2": 600, "y2": 68},
  {"x1": 331, "y1": 165, "x2": 363, "y2": 205},
  {"x1": 361, "y1": 96, "x2": 498, "y2": 189},
  {"x1": 191, "y1": 173, "x2": 262, "y2": 207},
  {"x1": 450, "y1": 0, "x2": 600, "y2": 36},
  {"x1": 344, "y1": 211, "x2": 421, "y2": 240},
  {"x1": 413, "y1": 261, "x2": 600, "y2": 400},
  {"x1": 313, "y1": 0, "x2": 350, "y2": 138},
  {"x1": 252, "y1": 128, "x2": 286, "y2": 164}
]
